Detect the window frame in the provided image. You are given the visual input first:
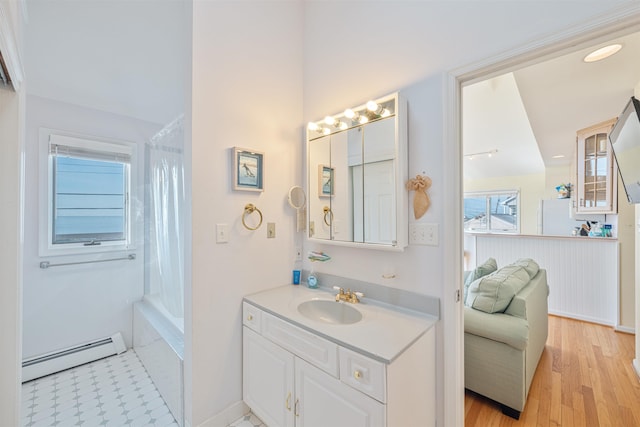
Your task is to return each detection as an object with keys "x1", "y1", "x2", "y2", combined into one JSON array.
[
  {"x1": 463, "y1": 189, "x2": 520, "y2": 234},
  {"x1": 39, "y1": 128, "x2": 137, "y2": 257}
]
